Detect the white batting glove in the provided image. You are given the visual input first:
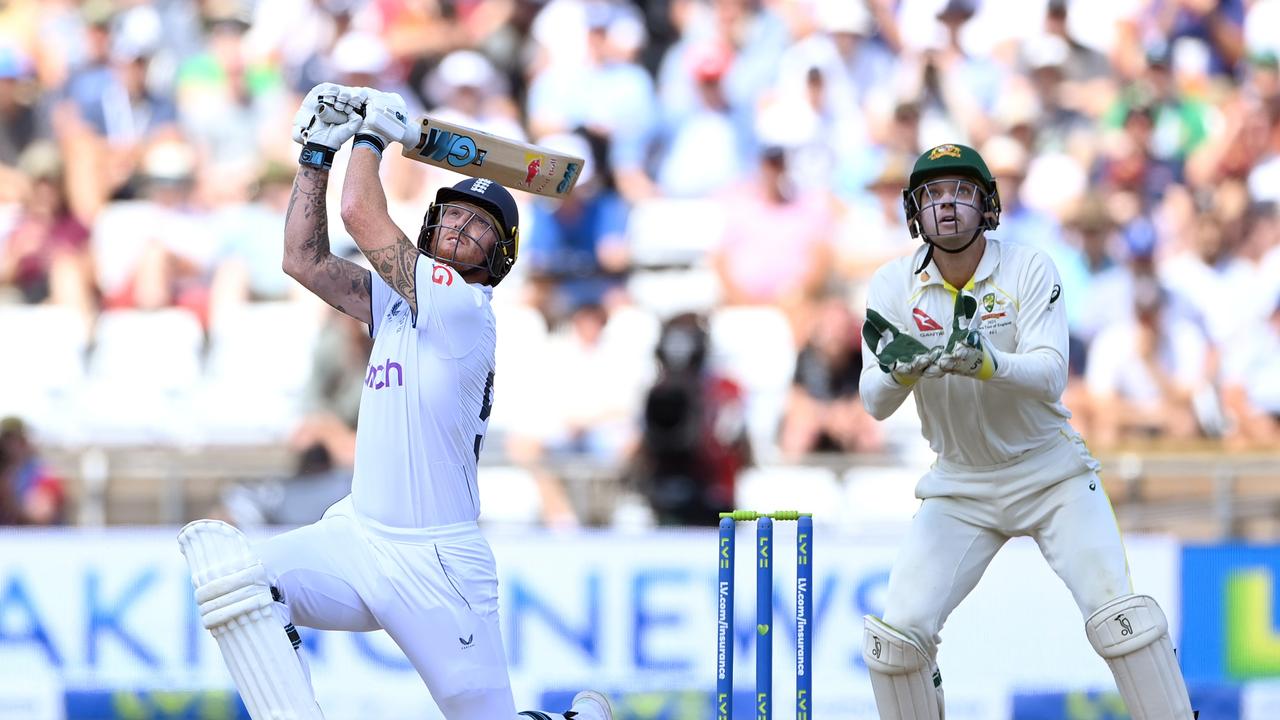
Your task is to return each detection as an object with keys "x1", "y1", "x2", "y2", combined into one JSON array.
[
  {"x1": 355, "y1": 89, "x2": 412, "y2": 153},
  {"x1": 292, "y1": 84, "x2": 365, "y2": 169}
]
